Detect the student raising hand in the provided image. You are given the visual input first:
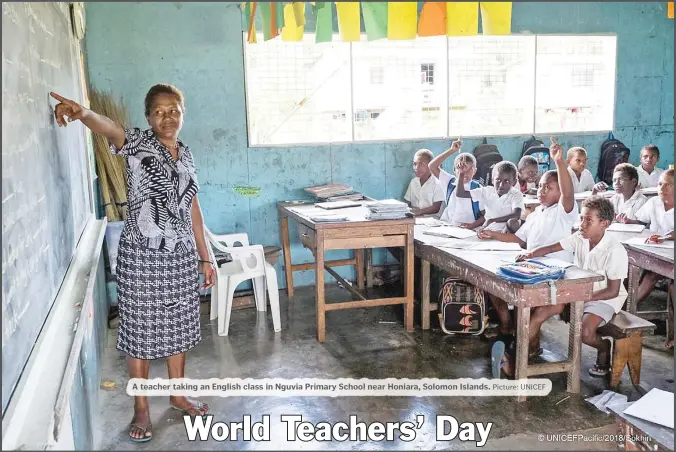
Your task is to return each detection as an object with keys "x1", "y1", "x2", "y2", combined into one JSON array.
[
  {"x1": 549, "y1": 137, "x2": 564, "y2": 162},
  {"x1": 450, "y1": 137, "x2": 463, "y2": 153}
]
